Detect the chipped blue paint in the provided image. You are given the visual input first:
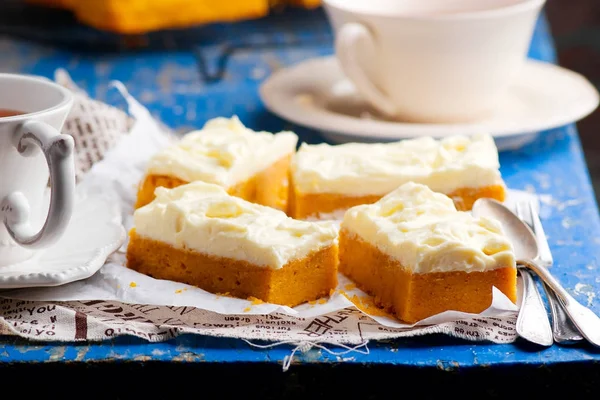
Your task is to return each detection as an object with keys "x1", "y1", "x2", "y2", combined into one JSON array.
[{"x1": 1, "y1": 9, "x2": 600, "y2": 367}]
